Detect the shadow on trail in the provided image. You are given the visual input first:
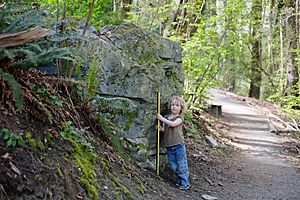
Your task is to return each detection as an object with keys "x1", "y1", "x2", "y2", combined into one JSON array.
[
  {"x1": 233, "y1": 137, "x2": 281, "y2": 146},
  {"x1": 228, "y1": 126, "x2": 270, "y2": 132},
  {"x1": 222, "y1": 113, "x2": 269, "y2": 124},
  {"x1": 222, "y1": 112, "x2": 270, "y2": 132},
  {"x1": 207, "y1": 88, "x2": 300, "y2": 200}
]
